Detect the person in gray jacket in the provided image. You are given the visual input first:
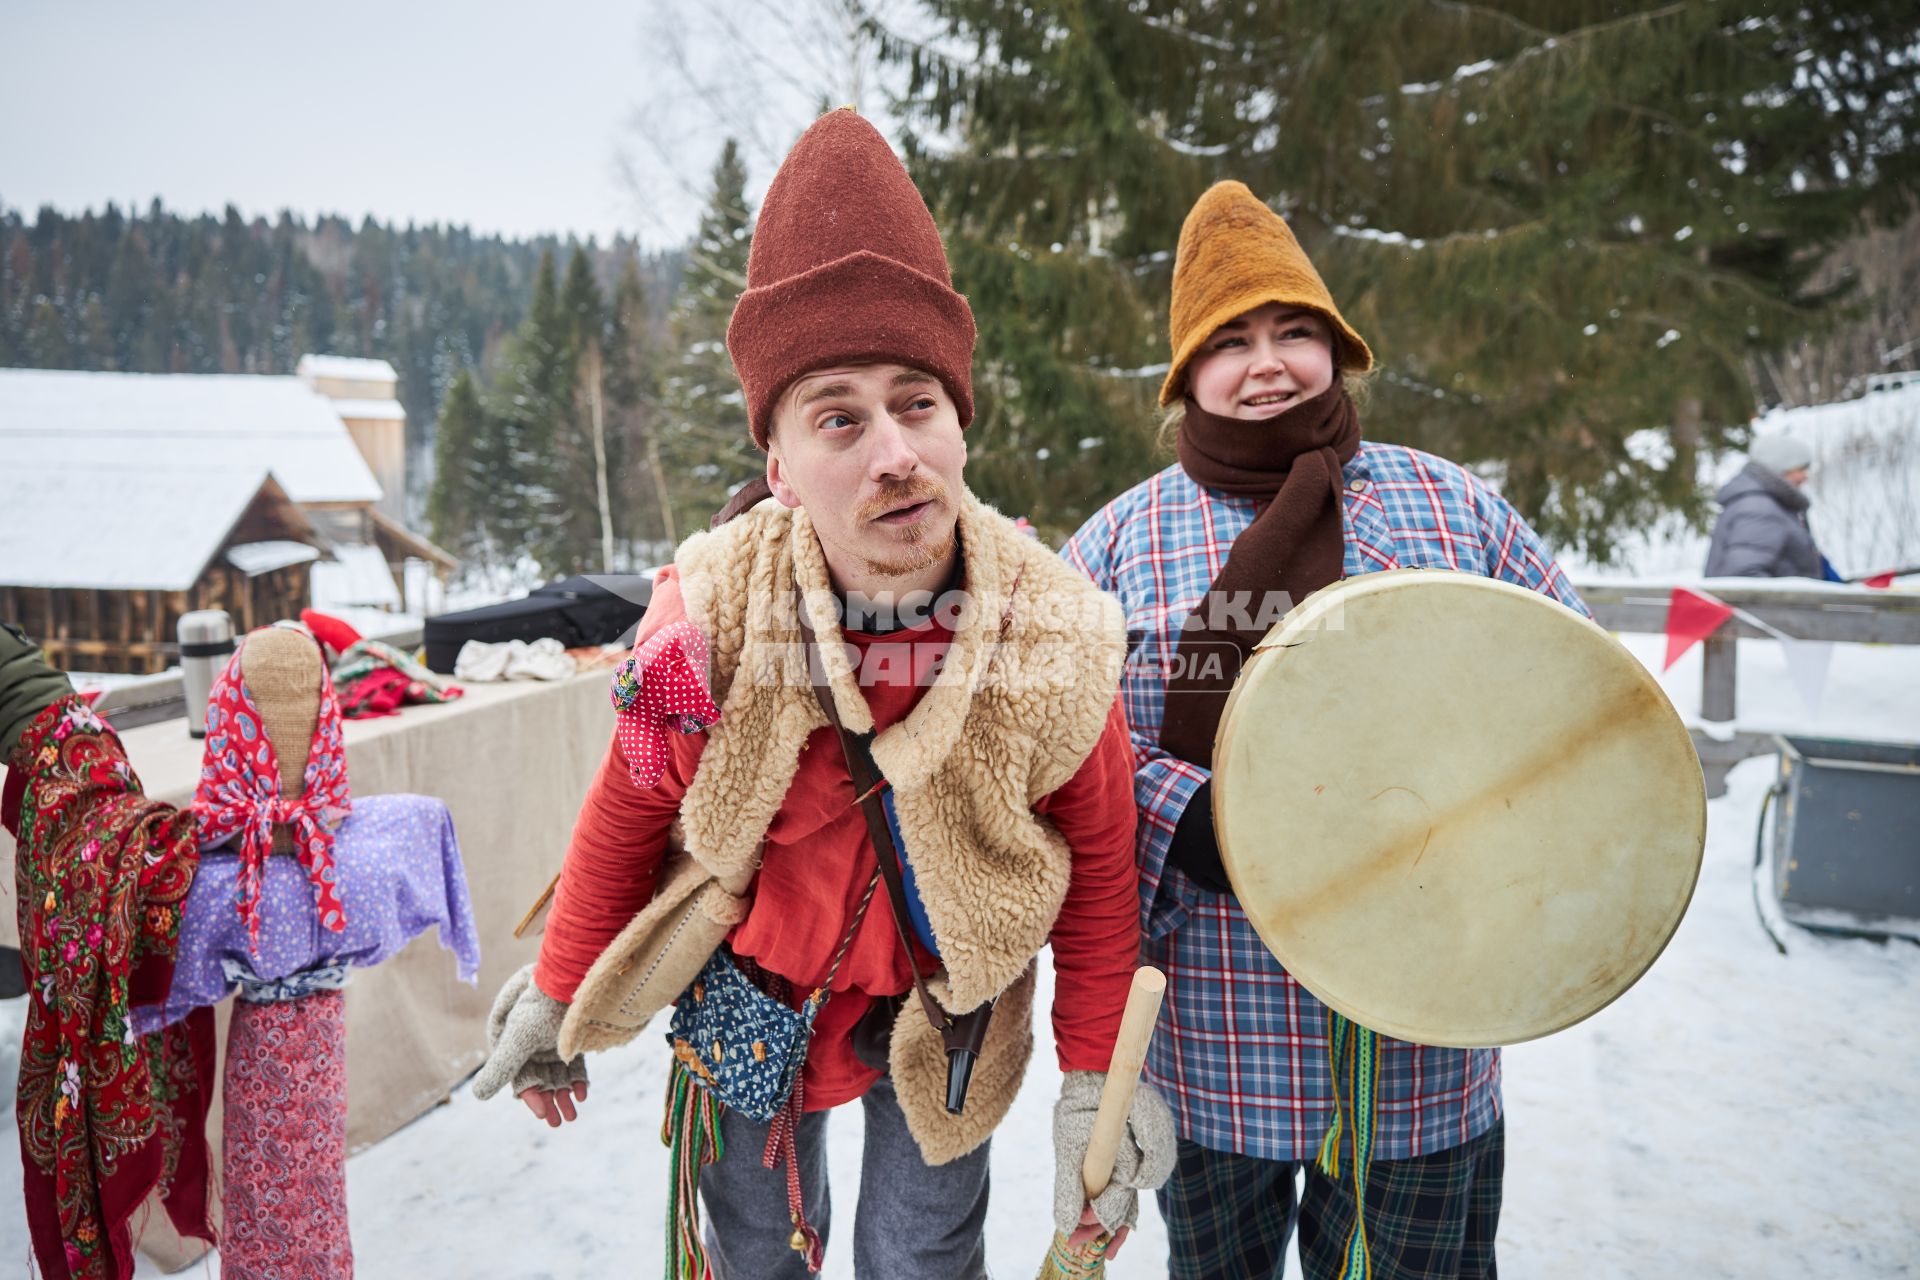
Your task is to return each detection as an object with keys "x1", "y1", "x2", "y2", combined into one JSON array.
[{"x1": 1704, "y1": 433, "x2": 1829, "y2": 578}]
